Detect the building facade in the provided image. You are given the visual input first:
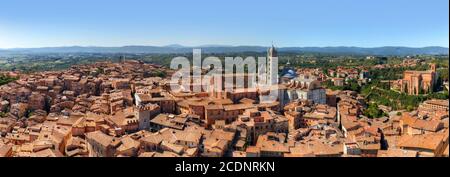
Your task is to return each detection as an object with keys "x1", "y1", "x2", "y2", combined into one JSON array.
[{"x1": 396, "y1": 64, "x2": 438, "y2": 95}]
